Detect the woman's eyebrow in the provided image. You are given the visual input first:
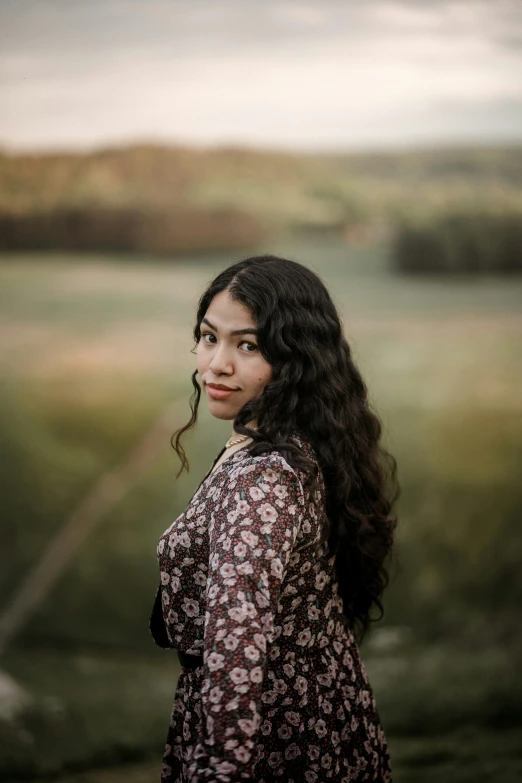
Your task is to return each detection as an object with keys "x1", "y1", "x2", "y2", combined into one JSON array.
[{"x1": 201, "y1": 317, "x2": 259, "y2": 336}]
